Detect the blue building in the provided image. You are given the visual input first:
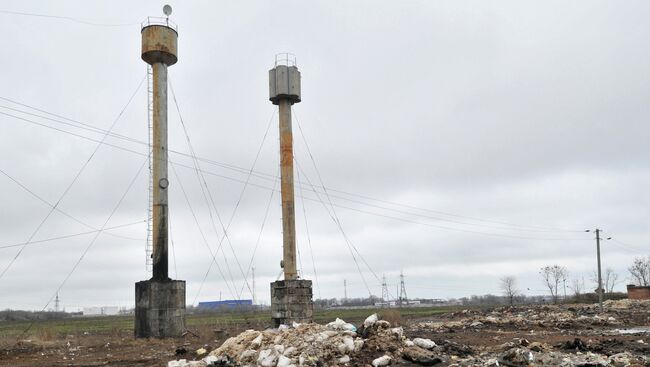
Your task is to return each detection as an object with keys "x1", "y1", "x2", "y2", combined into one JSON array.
[{"x1": 197, "y1": 299, "x2": 253, "y2": 310}]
